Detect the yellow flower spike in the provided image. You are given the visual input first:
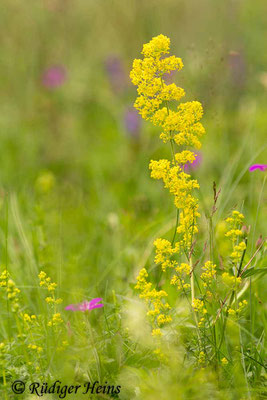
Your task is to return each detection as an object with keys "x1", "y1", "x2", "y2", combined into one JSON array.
[
  {"x1": 131, "y1": 35, "x2": 205, "y2": 339},
  {"x1": 141, "y1": 34, "x2": 170, "y2": 58}
]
